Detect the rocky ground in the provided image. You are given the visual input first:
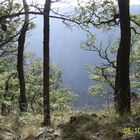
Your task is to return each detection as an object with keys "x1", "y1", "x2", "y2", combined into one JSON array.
[
  {"x1": 1, "y1": 102, "x2": 140, "y2": 140},
  {"x1": 1, "y1": 112, "x2": 140, "y2": 140}
]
